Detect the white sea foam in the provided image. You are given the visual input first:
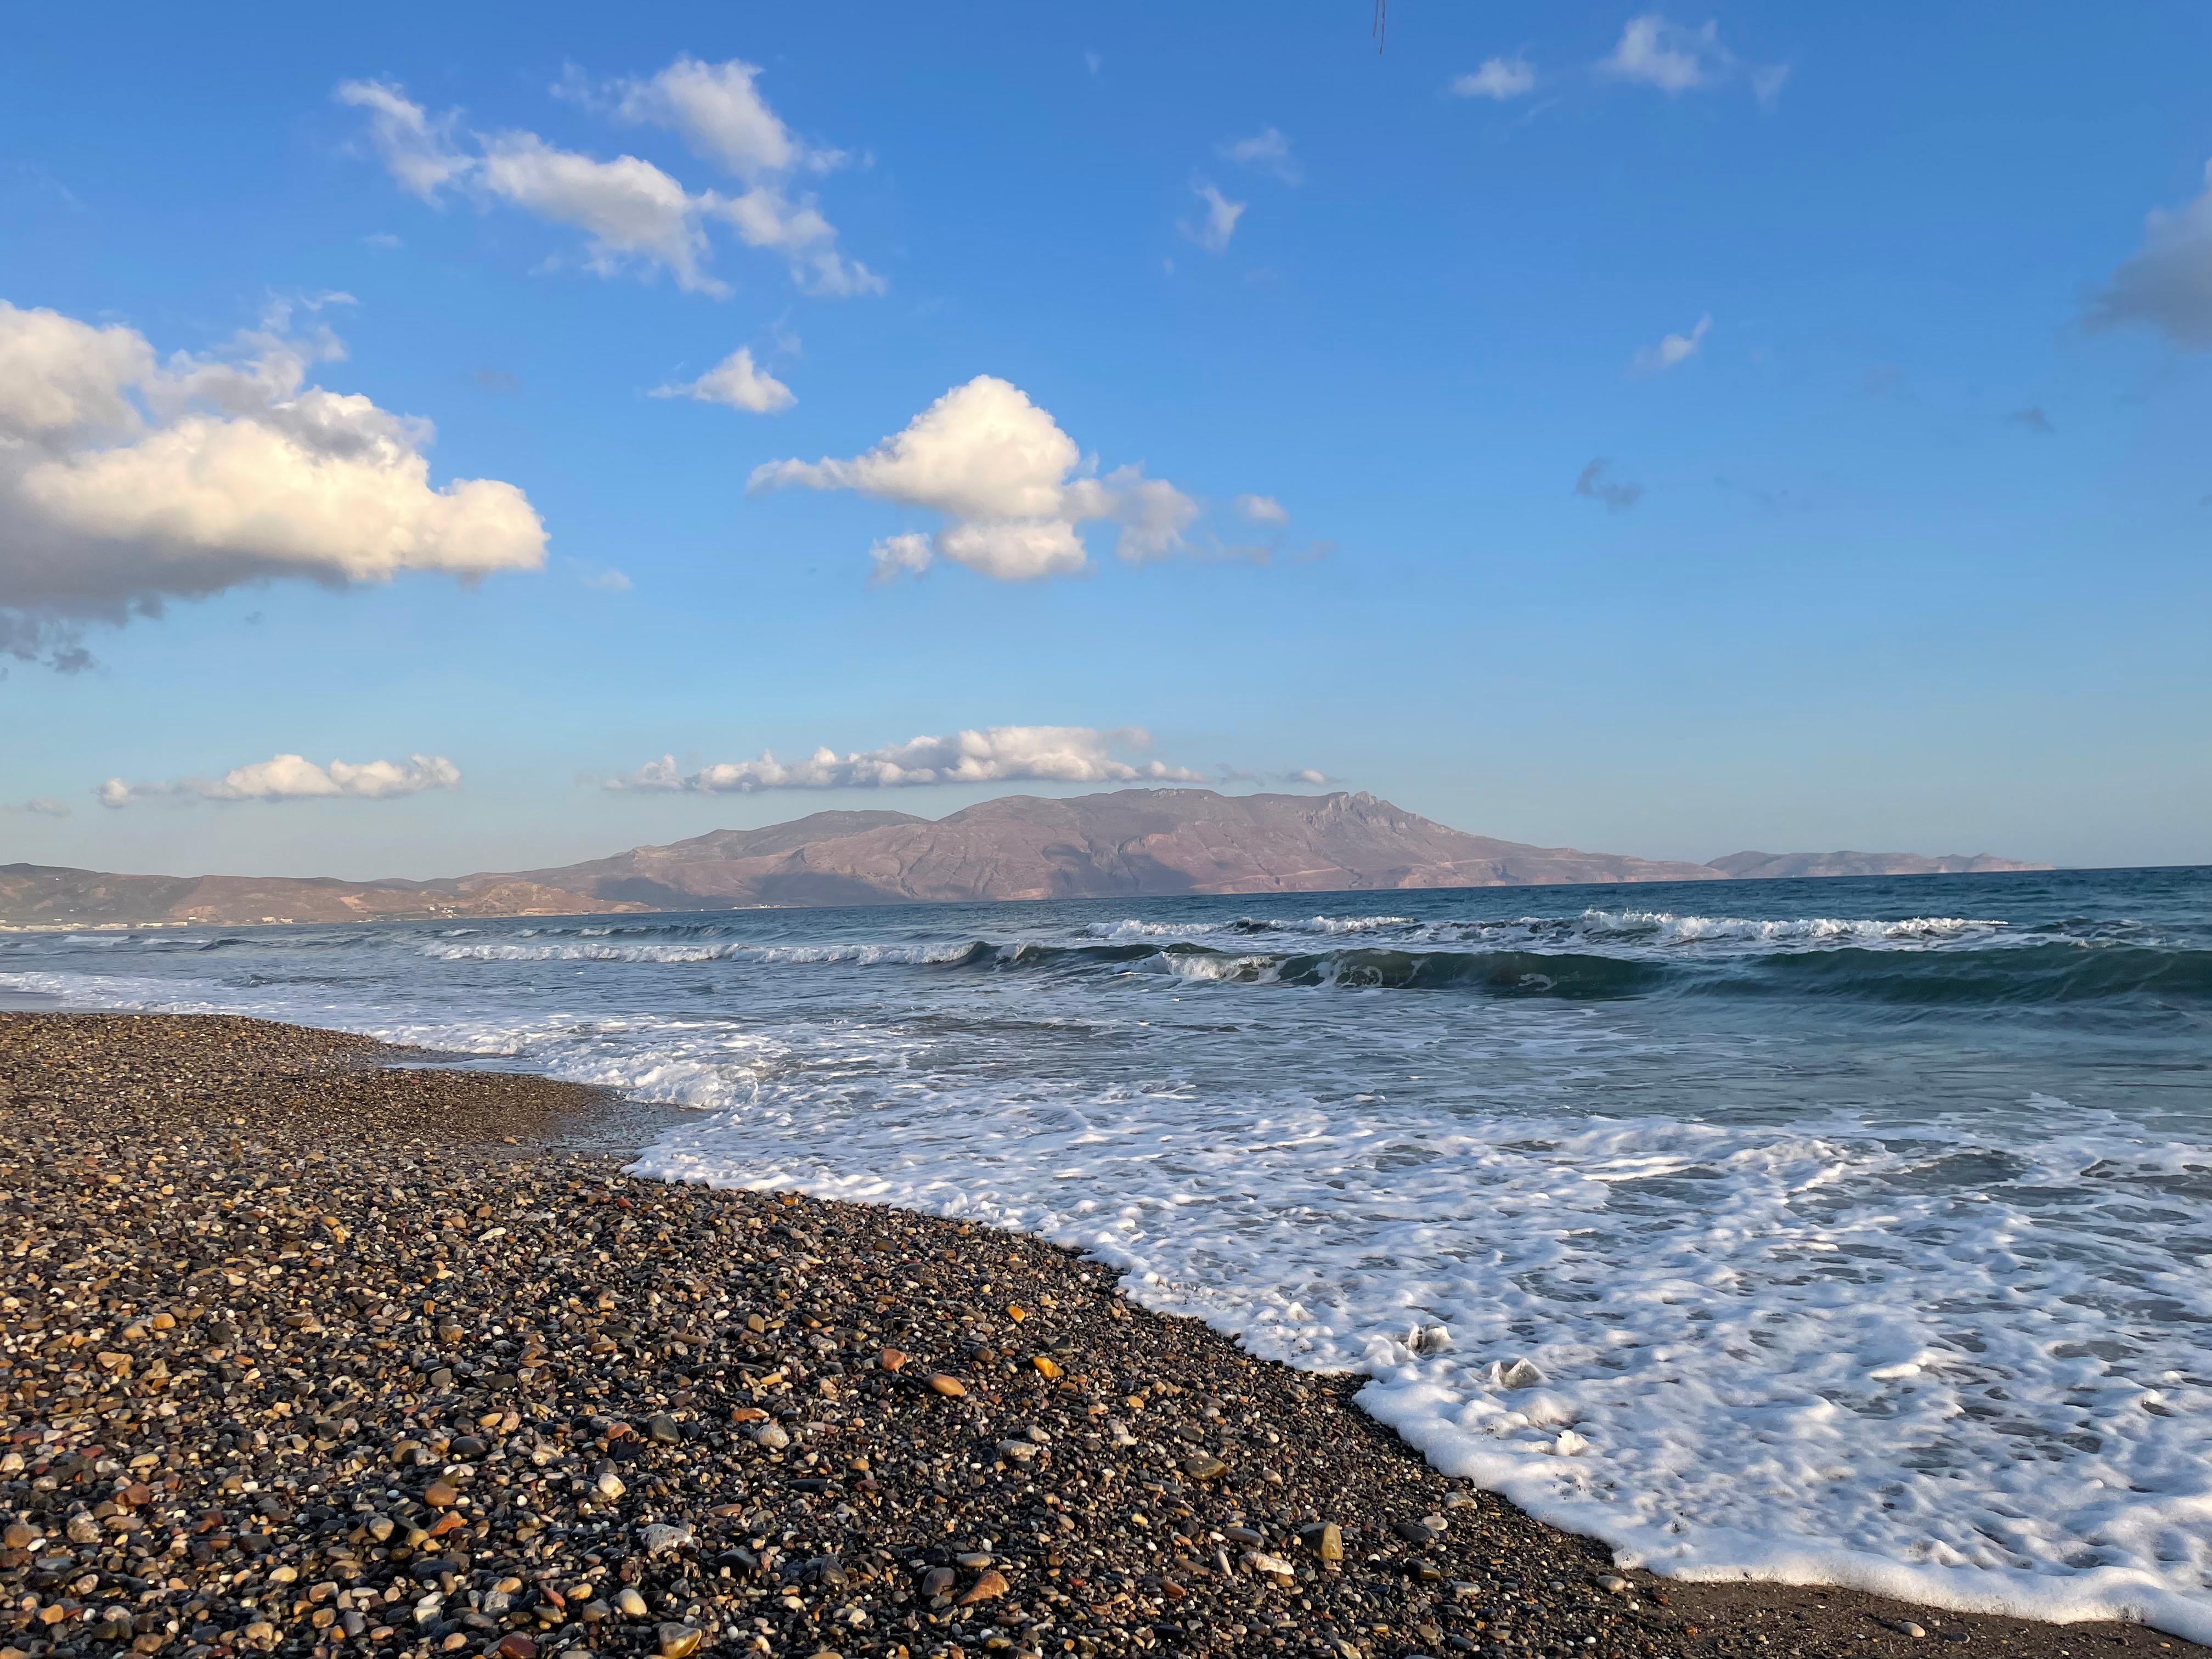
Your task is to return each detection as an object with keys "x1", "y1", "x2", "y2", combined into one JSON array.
[
  {"x1": 1085, "y1": 910, "x2": 2007, "y2": 957},
  {"x1": 628, "y1": 1072, "x2": 2212, "y2": 1643},
  {"x1": 1139, "y1": 950, "x2": 1284, "y2": 982},
  {"x1": 1084, "y1": 914, "x2": 1416, "y2": 941},
  {"x1": 418, "y1": 939, "x2": 977, "y2": 967},
  {"x1": 1082, "y1": 918, "x2": 1198, "y2": 940},
  {"x1": 1249, "y1": 914, "x2": 1420, "y2": 935},
  {"x1": 1570, "y1": 909, "x2": 2006, "y2": 947}
]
